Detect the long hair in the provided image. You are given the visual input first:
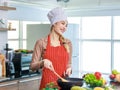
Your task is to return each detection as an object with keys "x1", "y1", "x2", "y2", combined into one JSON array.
[
  {"x1": 59, "y1": 35, "x2": 70, "y2": 53},
  {"x1": 50, "y1": 26, "x2": 70, "y2": 53}
]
